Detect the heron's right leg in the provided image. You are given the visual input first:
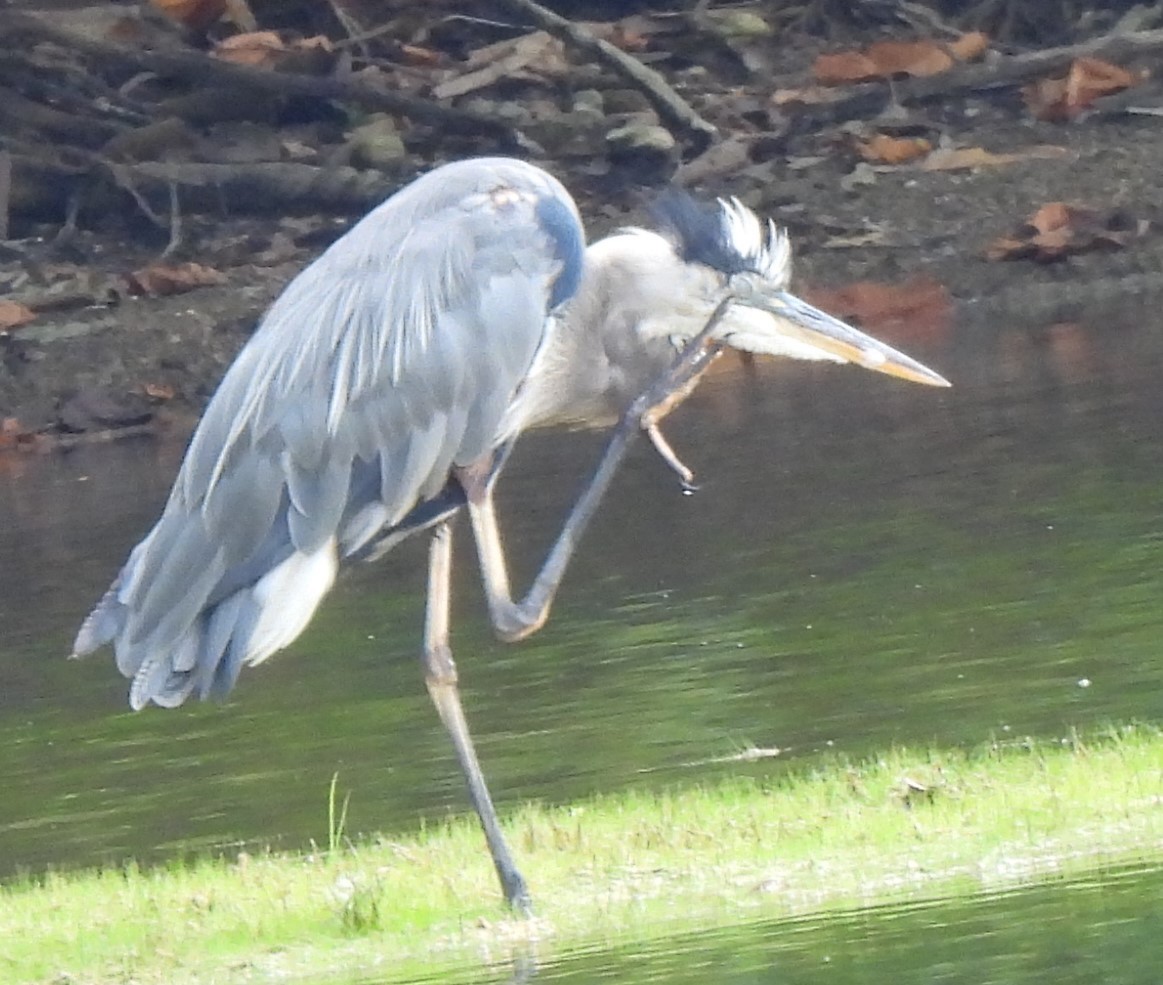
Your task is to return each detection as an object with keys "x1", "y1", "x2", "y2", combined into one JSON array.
[{"x1": 422, "y1": 520, "x2": 531, "y2": 913}]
